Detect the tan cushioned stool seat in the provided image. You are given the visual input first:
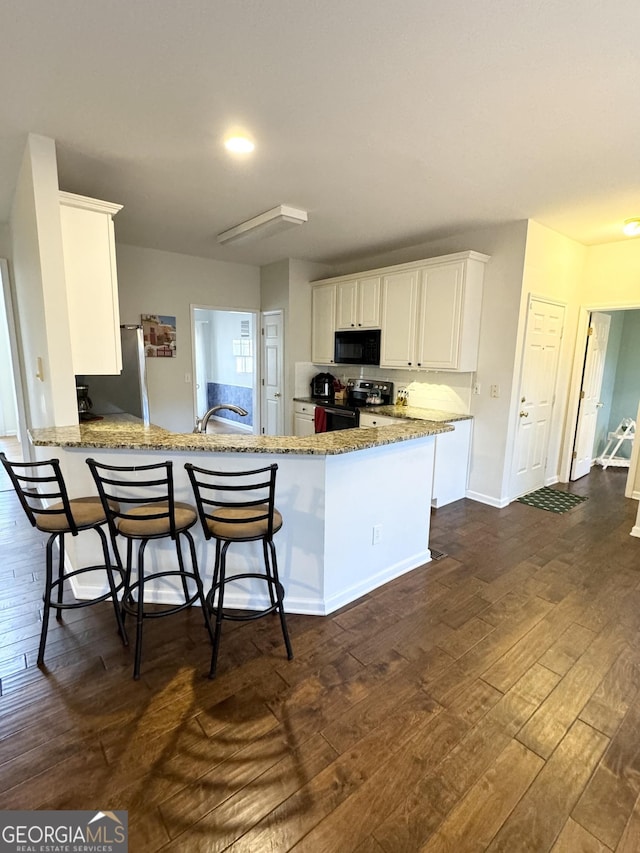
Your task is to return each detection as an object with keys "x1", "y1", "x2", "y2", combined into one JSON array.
[
  {"x1": 34, "y1": 497, "x2": 117, "y2": 533},
  {"x1": 206, "y1": 505, "x2": 283, "y2": 541},
  {"x1": 117, "y1": 501, "x2": 197, "y2": 537}
]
